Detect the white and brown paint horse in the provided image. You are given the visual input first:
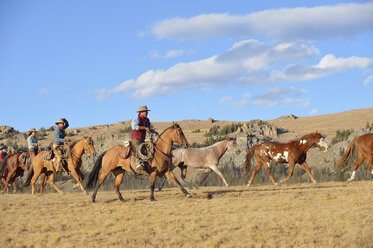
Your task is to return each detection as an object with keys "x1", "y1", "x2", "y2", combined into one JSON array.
[
  {"x1": 159, "y1": 137, "x2": 240, "y2": 190},
  {"x1": 245, "y1": 133, "x2": 328, "y2": 186},
  {"x1": 336, "y1": 133, "x2": 373, "y2": 182}
]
